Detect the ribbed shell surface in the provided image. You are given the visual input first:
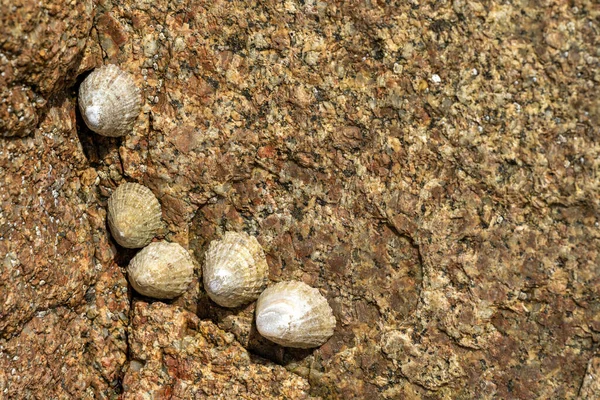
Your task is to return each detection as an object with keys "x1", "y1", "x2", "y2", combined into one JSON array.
[
  {"x1": 203, "y1": 231, "x2": 269, "y2": 307},
  {"x1": 107, "y1": 182, "x2": 162, "y2": 248},
  {"x1": 127, "y1": 241, "x2": 194, "y2": 299},
  {"x1": 255, "y1": 281, "x2": 336, "y2": 348},
  {"x1": 78, "y1": 64, "x2": 141, "y2": 137}
]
